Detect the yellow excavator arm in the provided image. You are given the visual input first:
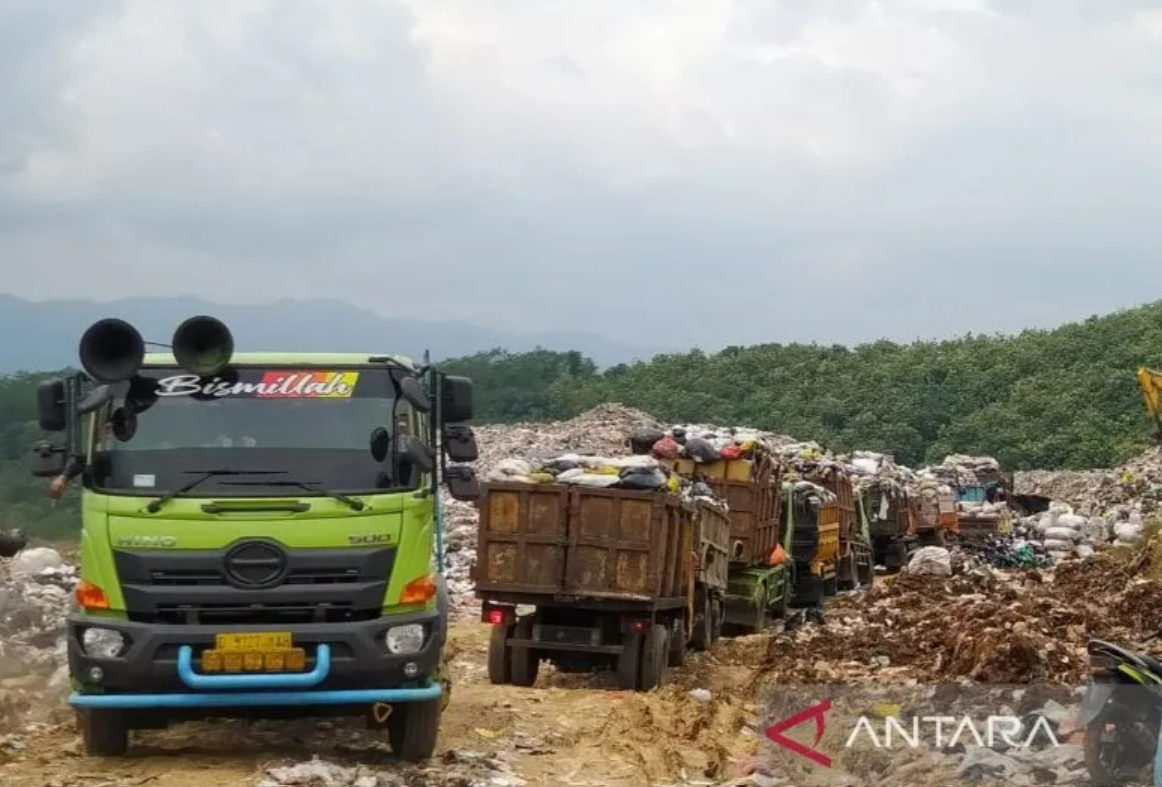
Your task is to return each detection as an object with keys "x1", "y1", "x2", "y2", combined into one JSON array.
[{"x1": 1137, "y1": 367, "x2": 1162, "y2": 445}]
